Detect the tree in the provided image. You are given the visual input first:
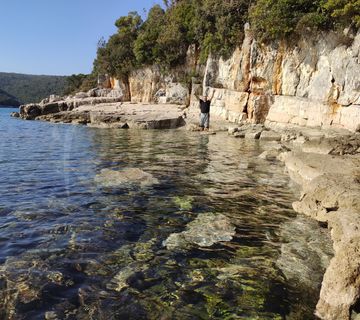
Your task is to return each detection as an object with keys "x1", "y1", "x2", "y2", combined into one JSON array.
[
  {"x1": 156, "y1": 0, "x2": 197, "y2": 67},
  {"x1": 64, "y1": 74, "x2": 88, "y2": 95},
  {"x1": 249, "y1": 0, "x2": 329, "y2": 42},
  {"x1": 322, "y1": 0, "x2": 360, "y2": 27},
  {"x1": 134, "y1": 5, "x2": 165, "y2": 65},
  {"x1": 93, "y1": 12, "x2": 142, "y2": 79},
  {"x1": 198, "y1": 0, "x2": 249, "y2": 60}
]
